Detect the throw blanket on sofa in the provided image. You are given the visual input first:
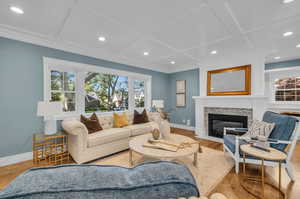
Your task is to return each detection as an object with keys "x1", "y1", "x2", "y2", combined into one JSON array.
[{"x1": 0, "y1": 161, "x2": 199, "y2": 199}]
